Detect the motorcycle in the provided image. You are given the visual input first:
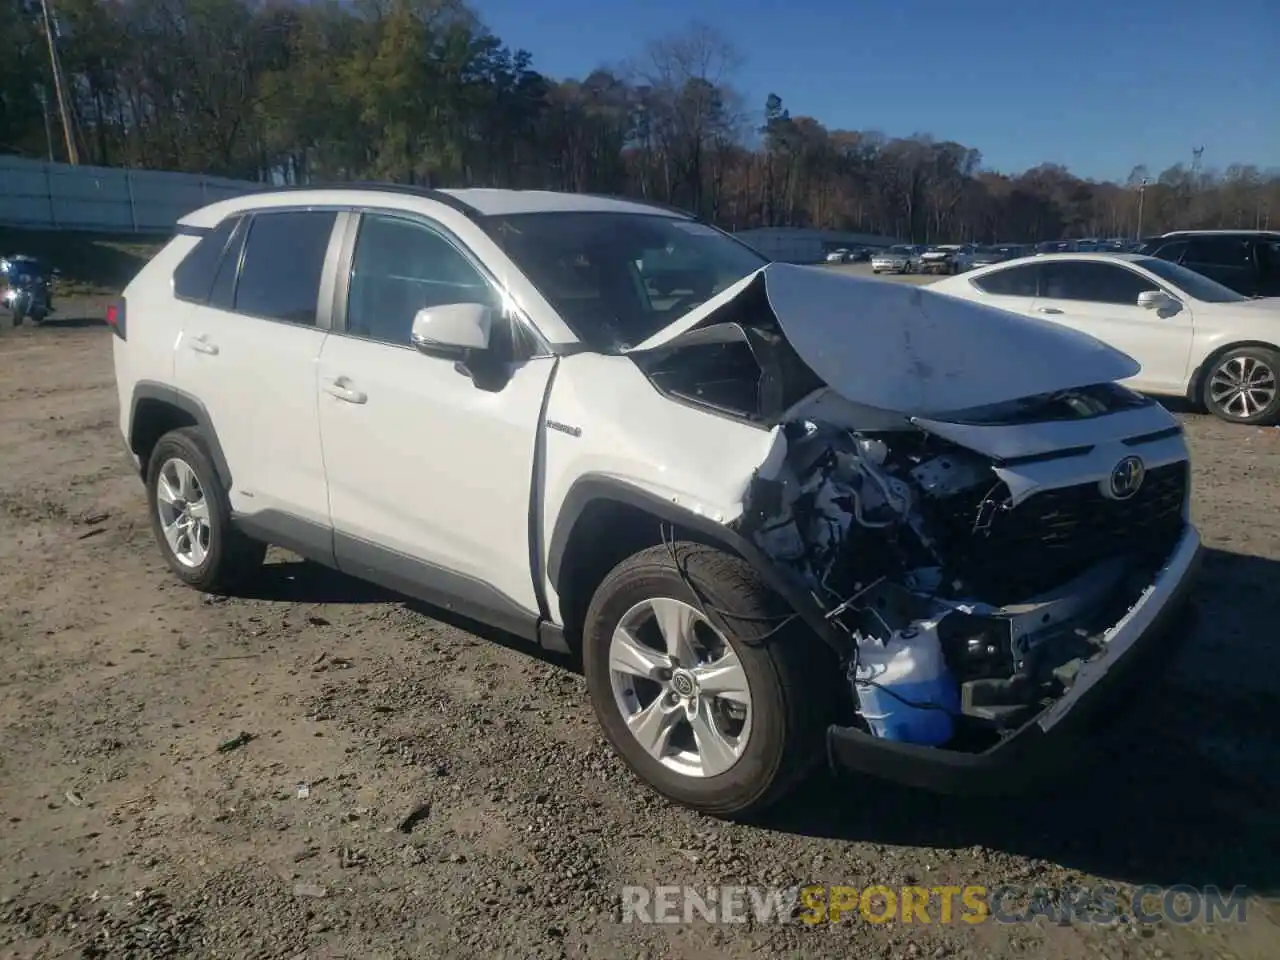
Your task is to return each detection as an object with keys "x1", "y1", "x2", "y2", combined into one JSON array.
[{"x1": 1, "y1": 255, "x2": 56, "y2": 326}]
